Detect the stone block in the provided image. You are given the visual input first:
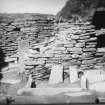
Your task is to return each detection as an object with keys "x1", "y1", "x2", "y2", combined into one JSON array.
[
  {"x1": 75, "y1": 43, "x2": 85, "y2": 47},
  {"x1": 70, "y1": 35, "x2": 80, "y2": 39},
  {"x1": 84, "y1": 70, "x2": 105, "y2": 84},
  {"x1": 49, "y1": 64, "x2": 63, "y2": 84},
  {"x1": 67, "y1": 48, "x2": 82, "y2": 52},
  {"x1": 69, "y1": 66, "x2": 78, "y2": 83},
  {"x1": 82, "y1": 59, "x2": 96, "y2": 64},
  {"x1": 82, "y1": 48, "x2": 96, "y2": 52},
  {"x1": 97, "y1": 48, "x2": 105, "y2": 52}
]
